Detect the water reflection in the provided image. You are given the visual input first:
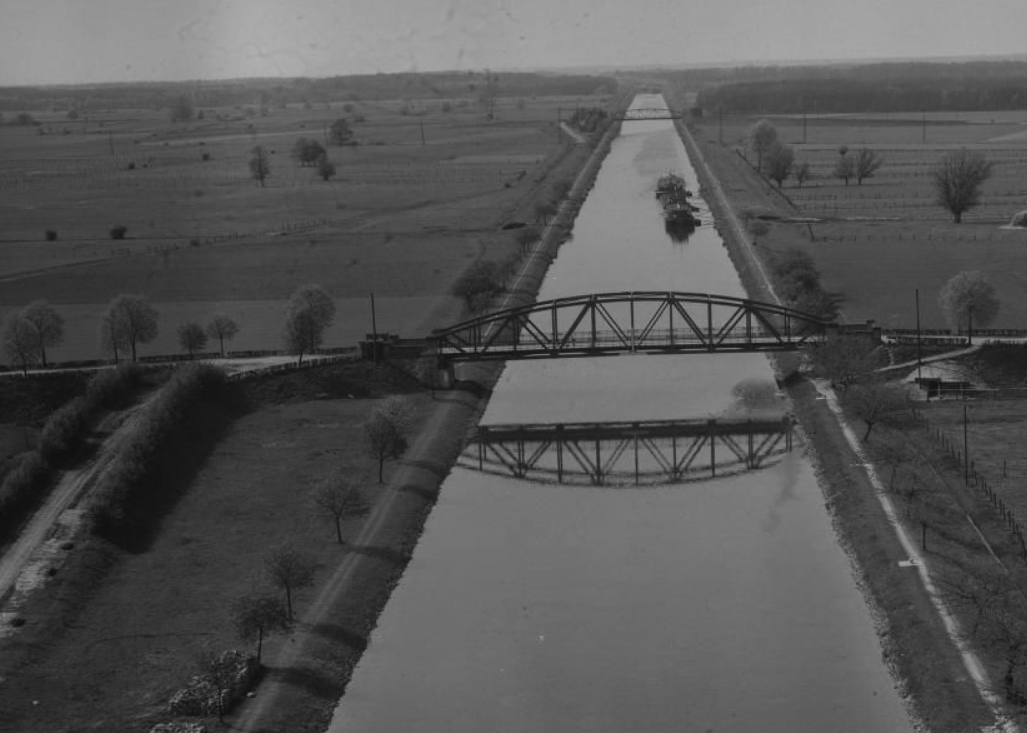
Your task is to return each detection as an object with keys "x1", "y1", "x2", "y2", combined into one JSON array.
[
  {"x1": 459, "y1": 415, "x2": 794, "y2": 486},
  {"x1": 663, "y1": 218, "x2": 698, "y2": 243}
]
